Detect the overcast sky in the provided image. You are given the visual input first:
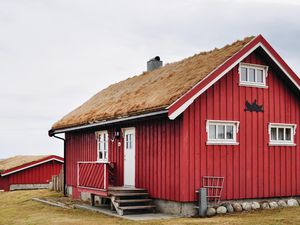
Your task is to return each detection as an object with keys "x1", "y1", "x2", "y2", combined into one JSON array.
[{"x1": 0, "y1": 0, "x2": 299, "y2": 158}]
